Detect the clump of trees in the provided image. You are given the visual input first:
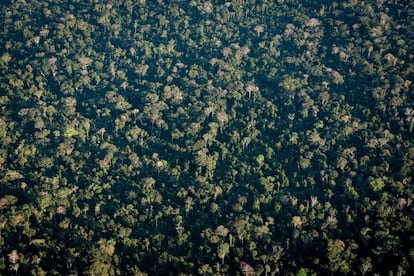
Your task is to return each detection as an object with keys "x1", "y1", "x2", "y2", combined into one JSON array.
[{"x1": 0, "y1": 0, "x2": 413, "y2": 275}]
